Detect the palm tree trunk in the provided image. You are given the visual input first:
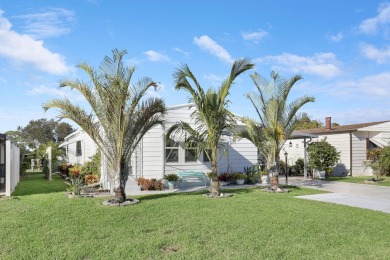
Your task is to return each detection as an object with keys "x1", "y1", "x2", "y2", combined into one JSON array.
[
  {"x1": 114, "y1": 158, "x2": 129, "y2": 203},
  {"x1": 210, "y1": 147, "x2": 220, "y2": 196},
  {"x1": 272, "y1": 155, "x2": 280, "y2": 188}
]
